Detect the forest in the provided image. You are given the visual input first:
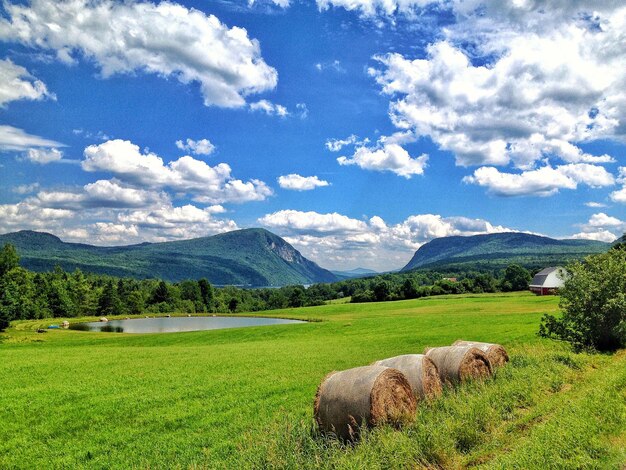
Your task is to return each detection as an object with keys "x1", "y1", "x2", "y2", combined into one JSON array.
[{"x1": 0, "y1": 242, "x2": 532, "y2": 330}]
